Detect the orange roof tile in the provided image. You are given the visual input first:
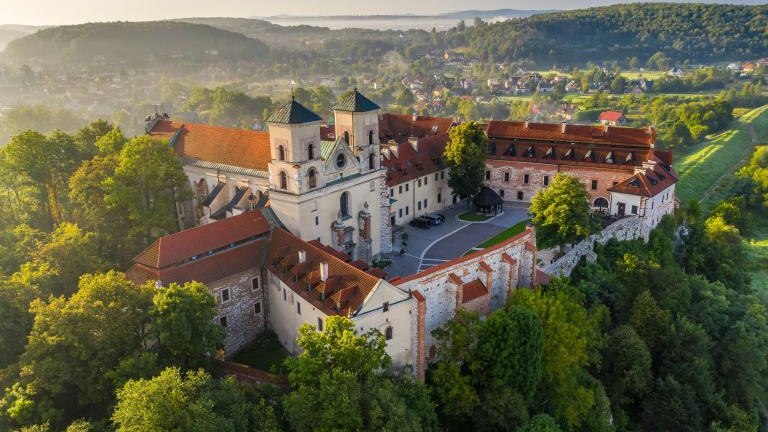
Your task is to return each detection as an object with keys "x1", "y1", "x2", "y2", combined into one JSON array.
[
  {"x1": 486, "y1": 120, "x2": 655, "y2": 147},
  {"x1": 133, "y1": 211, "x2": 271, "y2": 268},
  {"x1": 382, "y1": 133, "x2": 449, "y2": 187},
  {"x1": 378, "y1": 114, "x2": 454, "y2": 144},
  {"x1": 148, "y1": 120, "x2": 271, "y2": 172},
  {"x1": 598, "y1": 111, "x2": 625, "y2": 122},
  {"x1": 608, "y1": 158, "x2": 678, "y2": 197},
  {"x1": 462, "y1": 279, "x2": 488, "y2": 303},
  {"x1": 266, "y1": 228, "x2": 382, "y2": 316}
]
